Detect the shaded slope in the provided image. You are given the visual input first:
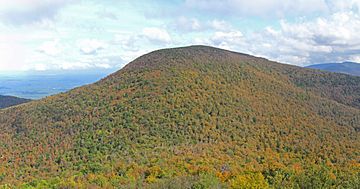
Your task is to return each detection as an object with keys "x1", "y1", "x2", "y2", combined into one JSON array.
[
  {"x1": 0, "y1": 95, "x2": 31, "y2": 109},
  {"x1": 0, "y1": 46, "x2": 359, "y2": 188},
  {"x1": 277, "y1": 64, "x2": 360, "y2": 110}
]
